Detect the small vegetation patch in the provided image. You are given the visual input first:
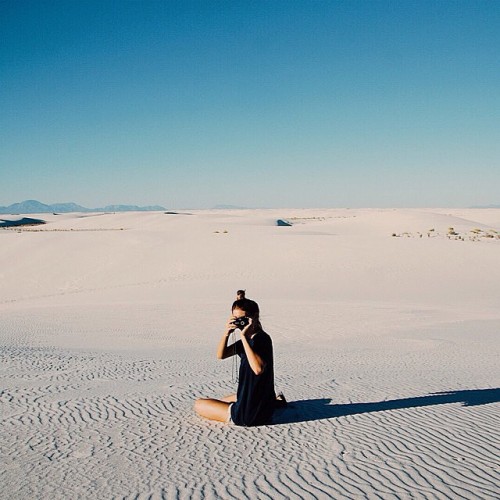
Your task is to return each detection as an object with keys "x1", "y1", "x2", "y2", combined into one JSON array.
[{"x1": 391, "y1": 227, "x2": 500, "y2": 242}]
